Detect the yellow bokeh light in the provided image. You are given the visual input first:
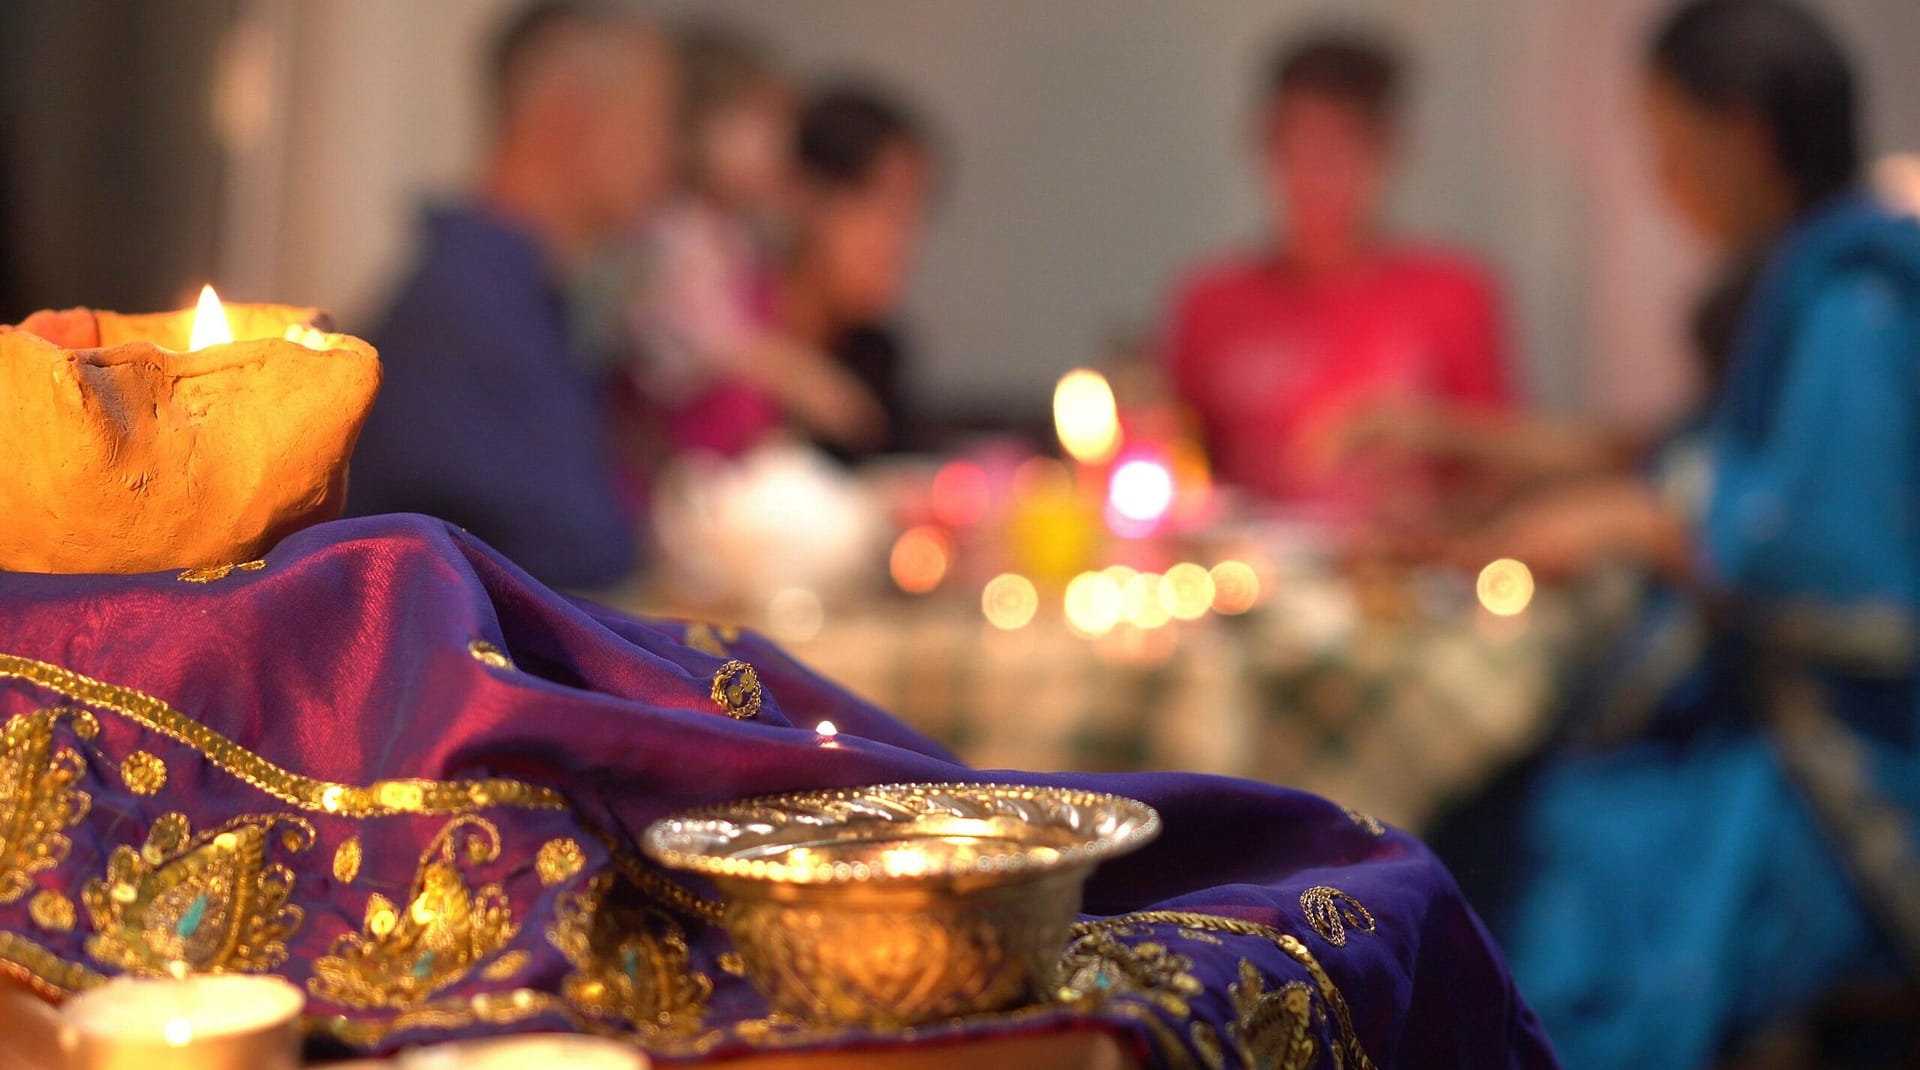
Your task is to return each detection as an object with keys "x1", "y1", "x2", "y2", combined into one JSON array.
[
  {"x1": 1476, "y1": 558, "x2": 1536, "y2": 617},
  {"x1": 981, "y1": 573, "x2": 1039, "y2": 630},
  {"x1": 890, "y1": 524, "x2": 952, "y2": 594},
  {"x1": 1209, "y1": 560, "x2": 1261, "y2": 614},
  {"x1": 1125, "y1": 573, "x2": 1171, "y2": 628},
  {"x1": 188, "y1": 284, "x2": 232, "y2": 351},
  {"x1": 1064, "y1": 570, "x2": 1125, "y2": 638},
  {"x1": 1159, "y1": 562, "x2": 1215, "y2": 621},
  {"x1": 1053, "y1": 369, "x2": 1121, "y2": 465}
]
